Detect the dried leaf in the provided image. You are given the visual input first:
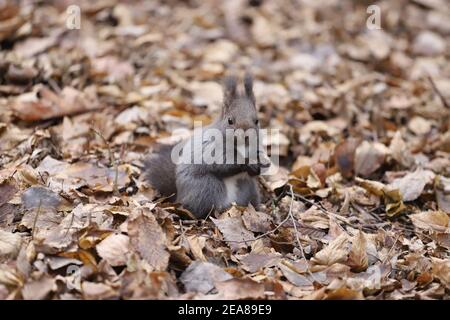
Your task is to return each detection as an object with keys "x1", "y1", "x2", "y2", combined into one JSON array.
[
  {"x1": 390, "y1": 169, "x2": 435, "y2": 202},
  {"x1": 0, "y1": 229, "x2": 21, "y2": 259},
  {"x1": 128, "y1": 208, "x2": 169, "y2": 271},
  {"x1": 312, "y1": 233, "x2": 351, "y2": 266},
  {"x1": 354, "y1": 141, "x2": 387, "y2": 177},
  {"x1": 410, "y1": 211, "x2": 449, "y2": 233},
  {"x1": 180, "y1": 261, "x2": 233, "y2": 294},
  {"x1": 347, "y1": 231, "x2": 368, "y2": 272},
  {"x1": 216, "y1": 278, "x2": 265, "y2": 299},
  {"x1": 211, "y1": 216, "x2": 255, "y2": 251},
  {"x1": 96, "y1": 233, "x2": 130, "y2": 267}
]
